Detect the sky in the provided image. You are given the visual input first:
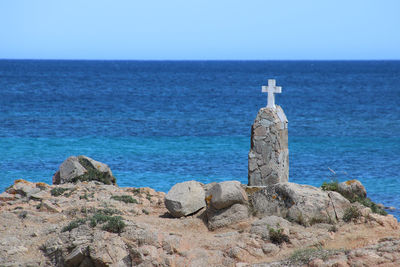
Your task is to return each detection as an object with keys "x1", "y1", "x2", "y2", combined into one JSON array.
[{"x1": 0, "y1": 0, "x2": 399, "y2": 60}]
